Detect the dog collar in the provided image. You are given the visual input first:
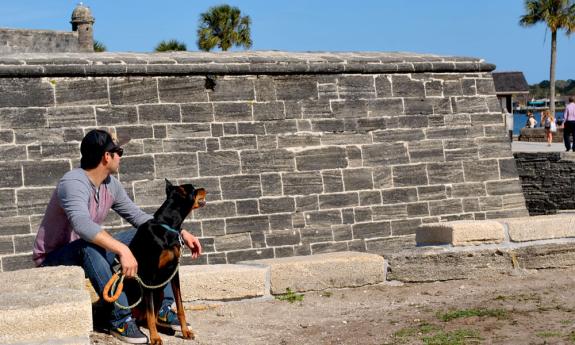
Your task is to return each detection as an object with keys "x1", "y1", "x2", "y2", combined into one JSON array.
[
  {"x1": 160, "y1": 223, "x2": 179, "y2": 234},
  {"x1": 160, "y1": 223, "x2": 185, "y2": 247}
]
